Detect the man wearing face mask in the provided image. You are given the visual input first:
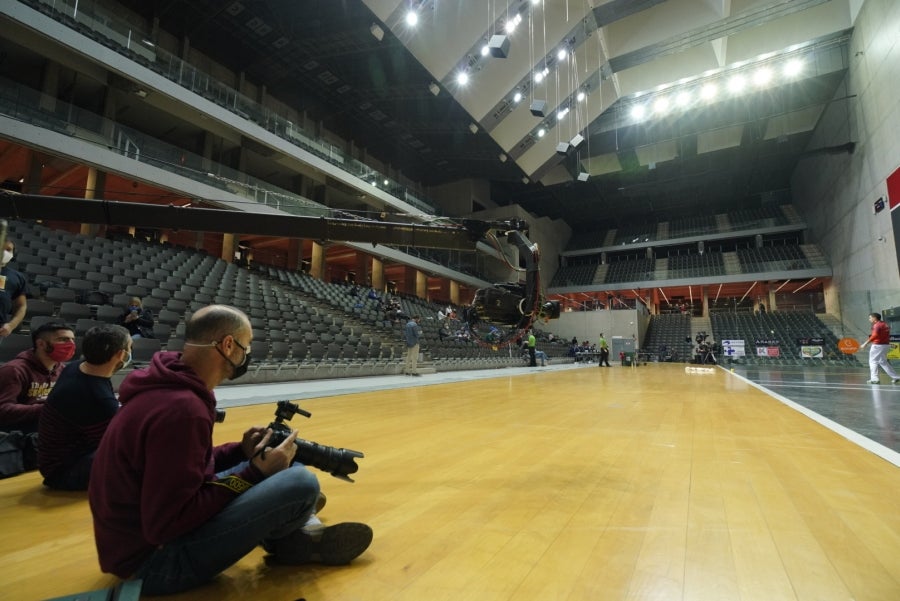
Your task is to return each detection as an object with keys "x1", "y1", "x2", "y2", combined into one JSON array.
[
  {"x1": 90, "y1": 305, "x2": 372, "y2": 595},
  {"x1": 0, "y1": 321, "x2": 75, "y2": 434},
  {"x1": 38, "y1": 325, "x2": 132, "y2": 490},
  {"x1": 0, "y1": 239, "x2": 28, "y2": 345},
  {"x1": 0, "y1": 321, "x2": 74, "y2": 478}
]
